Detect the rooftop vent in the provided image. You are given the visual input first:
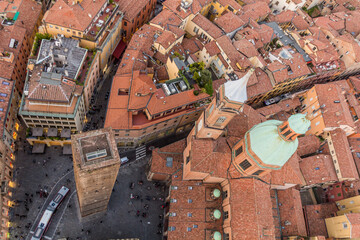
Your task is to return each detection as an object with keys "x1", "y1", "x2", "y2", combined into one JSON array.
[
  {"x1": 210, "y1": 209, "x2": 221, "y2": 220},
  {"x1": 210, "y1": 188, "x2": 221, "y2": 200}
]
